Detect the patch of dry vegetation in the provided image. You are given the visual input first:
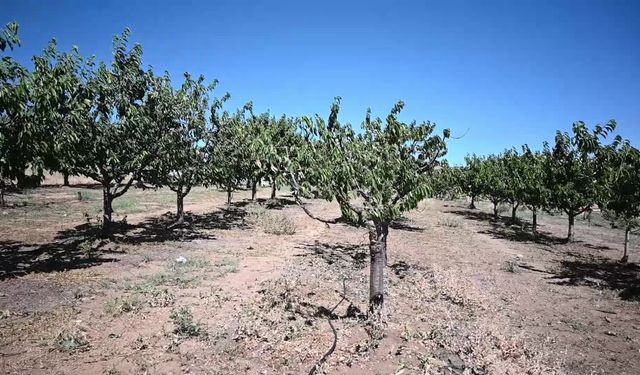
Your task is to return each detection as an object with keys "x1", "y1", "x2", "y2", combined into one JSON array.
[{"x1": 245, "y1": 203, "x2": 296, "y2": 235}]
